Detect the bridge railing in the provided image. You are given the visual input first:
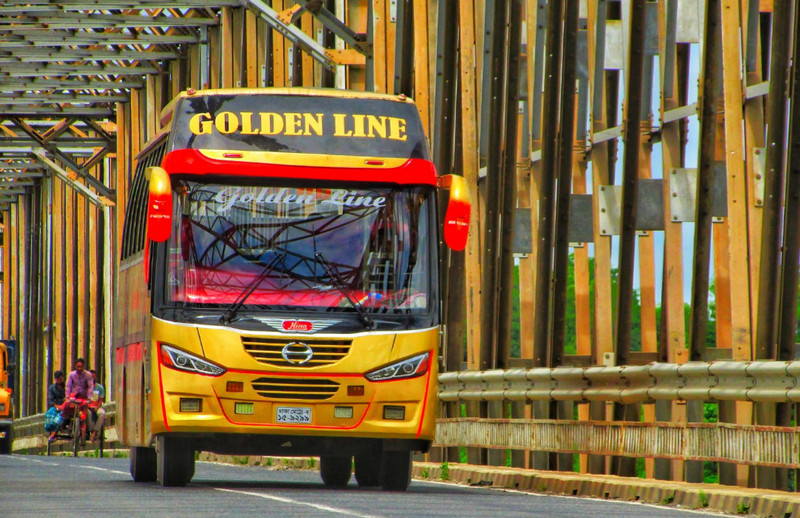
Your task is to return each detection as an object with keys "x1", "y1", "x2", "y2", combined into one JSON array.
[
  {"x1": 10, "y1": 362, "x2": 800, "y2": 468},
  {"x1": 435, "y1": 361, "x2": 800, "y2": 468}
]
